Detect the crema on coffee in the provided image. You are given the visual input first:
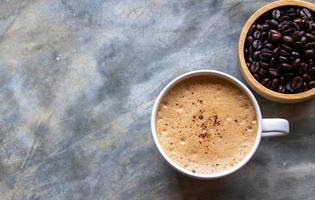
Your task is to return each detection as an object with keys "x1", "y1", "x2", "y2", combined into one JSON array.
[{"x1": 156, "y1": 76, "x2": 258, "y2": 174}]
